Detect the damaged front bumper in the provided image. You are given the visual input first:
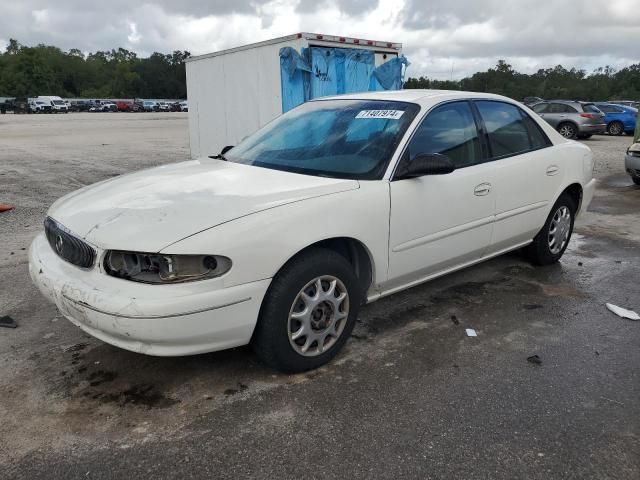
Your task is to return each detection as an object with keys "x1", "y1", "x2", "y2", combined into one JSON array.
[{"x1": 29, "y1": 233, "x2": 270, "y2": 356}]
